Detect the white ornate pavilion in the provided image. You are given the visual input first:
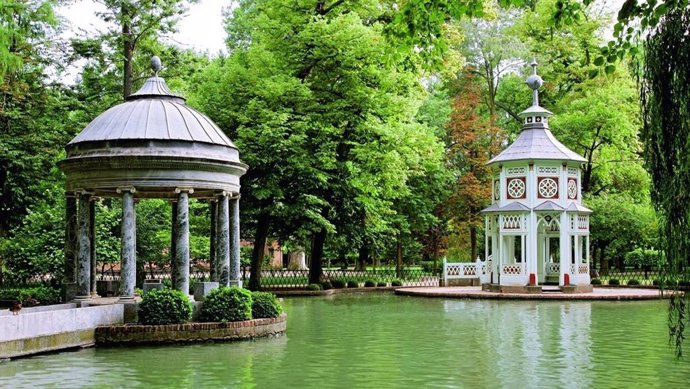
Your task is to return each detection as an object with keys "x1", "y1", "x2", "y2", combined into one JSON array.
[{"x1": 479, "y1": 60, "x2": 592, "y2": 292}]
